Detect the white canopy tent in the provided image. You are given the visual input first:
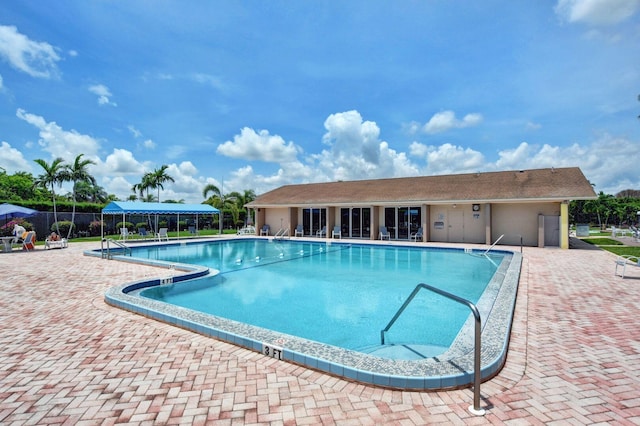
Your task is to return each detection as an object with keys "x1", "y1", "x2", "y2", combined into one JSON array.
[{"x1": 101, "y1": 201, "x2": 219, "y2": 240}]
